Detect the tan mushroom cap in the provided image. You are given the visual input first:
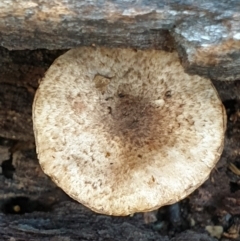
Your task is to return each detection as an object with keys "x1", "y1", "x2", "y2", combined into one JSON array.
[{"x1": 33, "y1": 47, "x2": 226, "y2": 216}]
